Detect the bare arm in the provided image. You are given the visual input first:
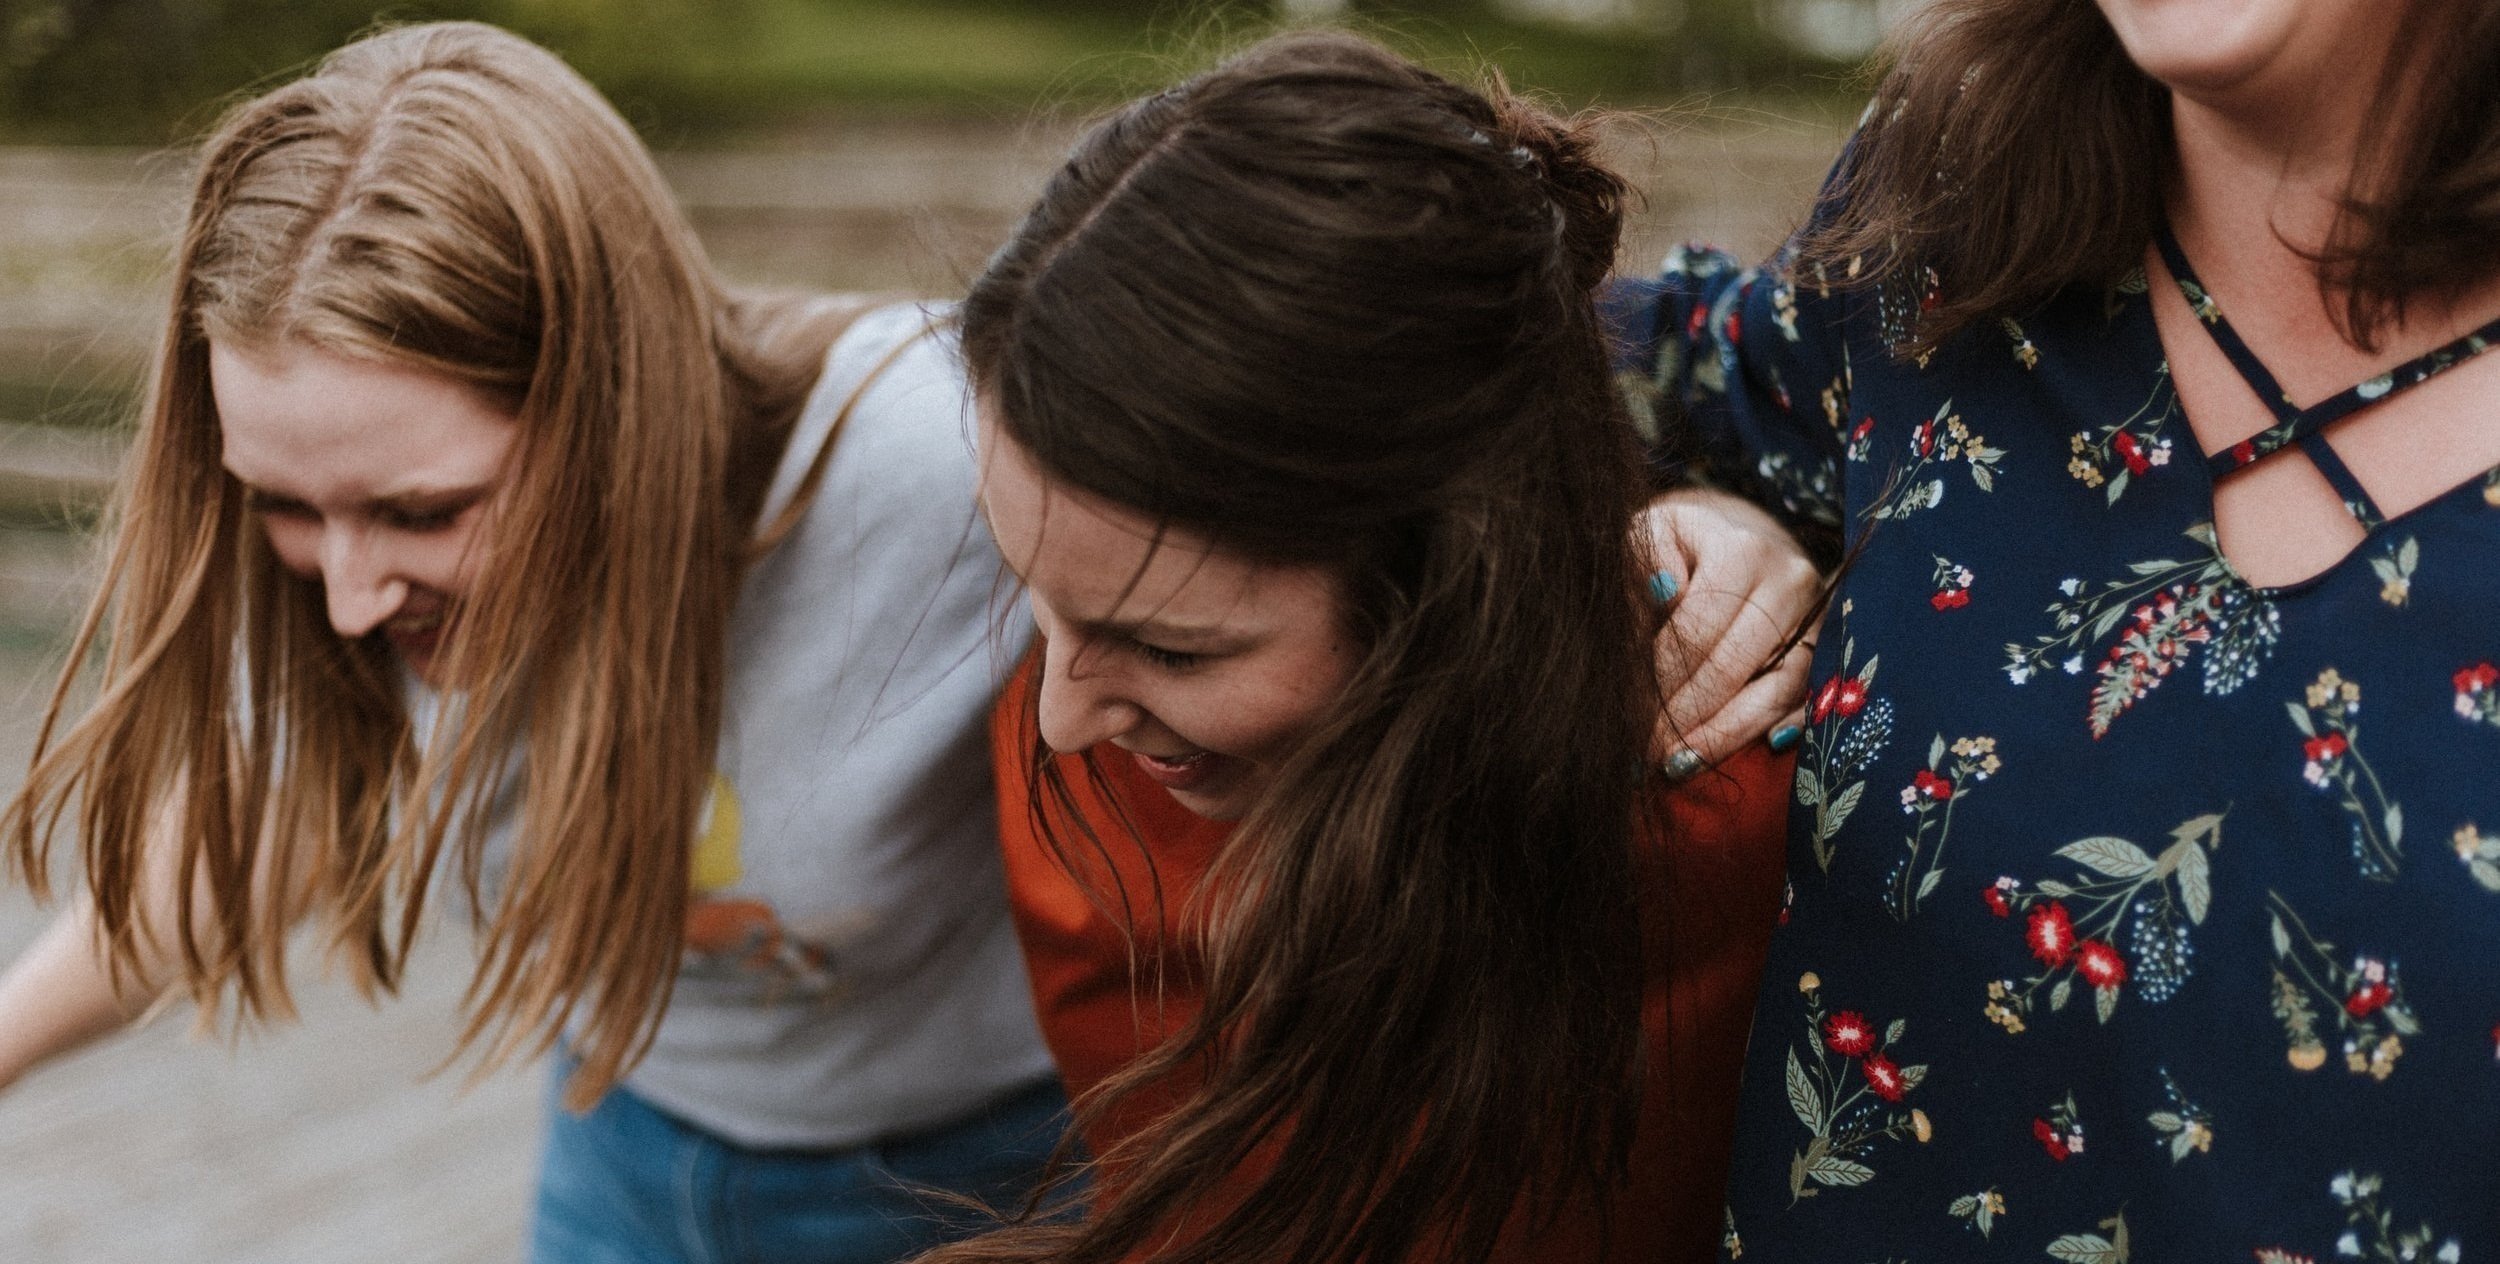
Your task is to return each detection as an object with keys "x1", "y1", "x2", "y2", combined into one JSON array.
[
  {"x1": 0, "y1": 786, "x2": 234, "y2": 1093},
  {"x1": 0, "y1": 896, "x2": 165, "y2": 1092}
]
